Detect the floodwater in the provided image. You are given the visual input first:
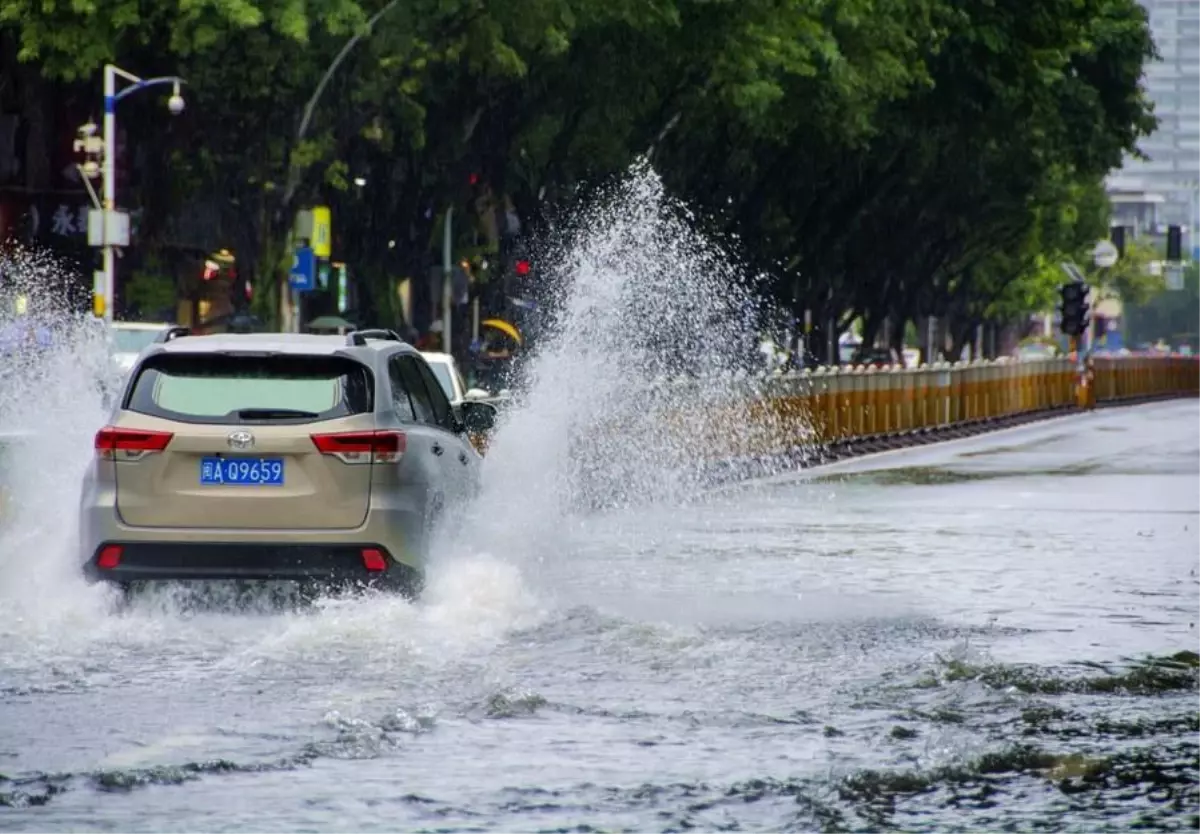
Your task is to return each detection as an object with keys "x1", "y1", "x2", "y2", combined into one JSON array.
[
  {"x1": 1, "y1": 169, "x2": 1196, "y2": 831},
  {"x1": 1, "y1": 400, "x2": 1196, "y2": 832}
]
